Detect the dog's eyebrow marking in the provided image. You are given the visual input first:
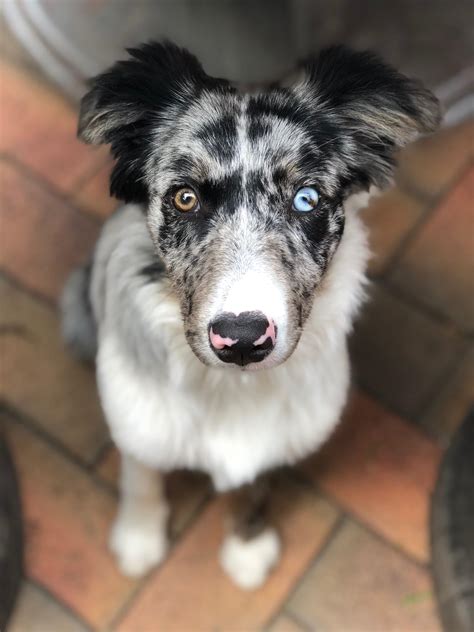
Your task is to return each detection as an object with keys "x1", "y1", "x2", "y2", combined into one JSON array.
[
  {"x1": 169, "y1": 154, "x2": 210, "y2": 181},
  {"x1": 199, "y1": 170, "x2": 243, "y2": 211},
  {"x1": 195, "y1": 114, "x2": 238, "y2": 164}
]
